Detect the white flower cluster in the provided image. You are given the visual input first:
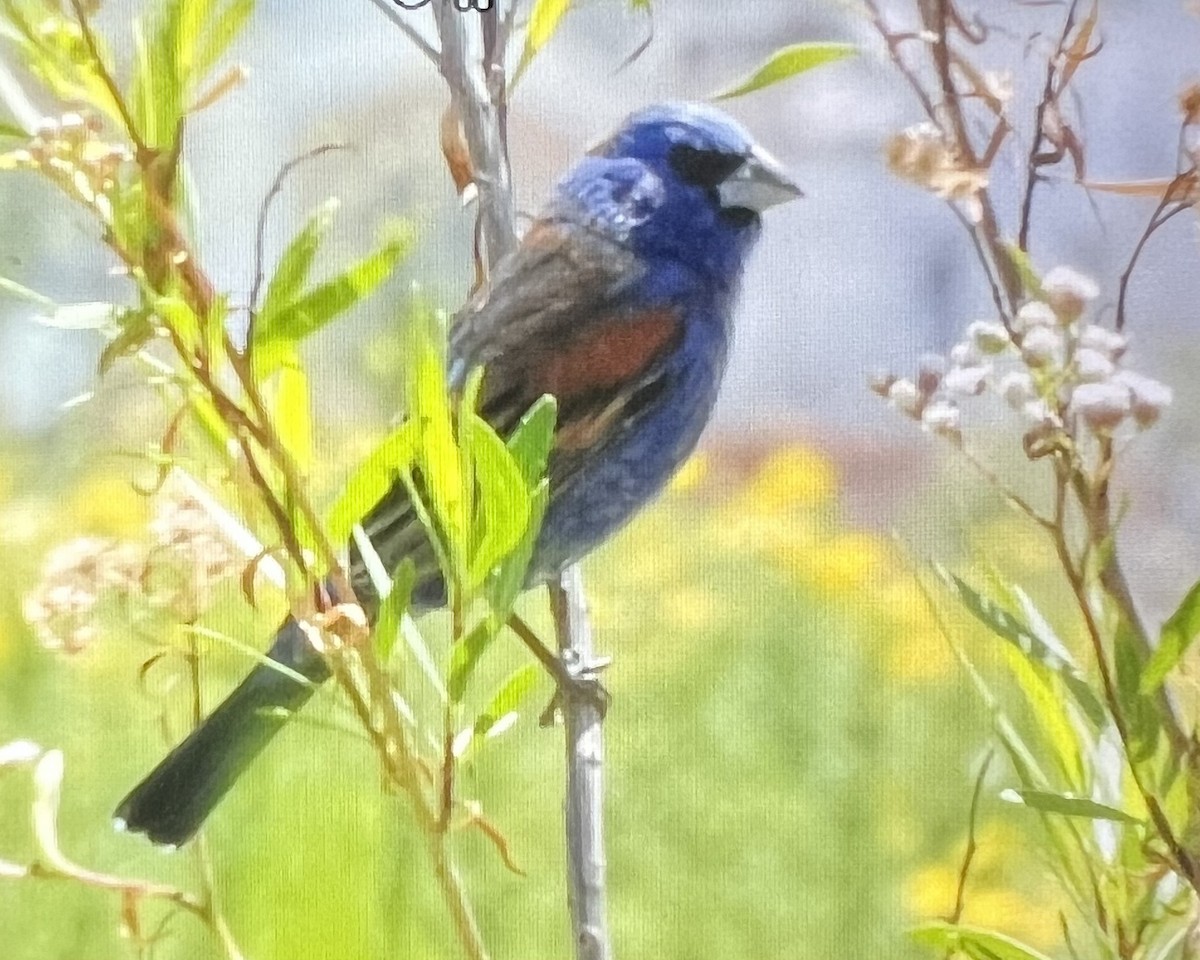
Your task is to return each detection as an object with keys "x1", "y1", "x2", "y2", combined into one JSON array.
[{"x1": 872, "y1": 266, "x2": 1172, "y2": 448}]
